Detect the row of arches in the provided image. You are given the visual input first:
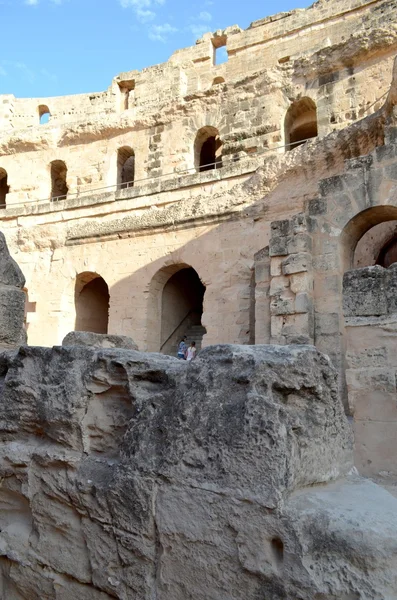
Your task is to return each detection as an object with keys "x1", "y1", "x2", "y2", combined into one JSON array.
[
  {"x1": 0, "y1": 97, "x2": 318, "y2": 207},
  {"x1": 74, "y1": 266, "x2": 206, "y2": 354}
]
